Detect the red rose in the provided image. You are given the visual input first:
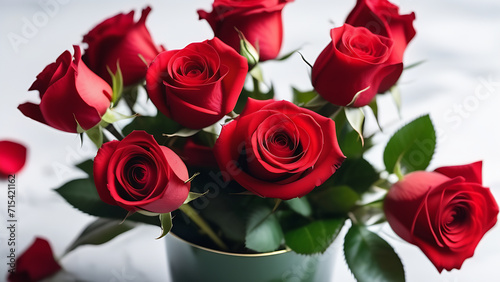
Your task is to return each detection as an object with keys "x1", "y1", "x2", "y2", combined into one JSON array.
[
  {"x1": 7, "y1": 237, "x2": 61, "y2": 282},
  {"x1": 93, "y1": 131, "x2": 190, "y2": 213},
  {"x1": 18, "y1": 46, "x2": 112, "y2": 133},
  {"x1": 82, "y1": 7, "x2": 163, "y2": 87},
  {"x1": 146, "y1": 38, "x2": 248, "y2": 129},
  {"x1": 384, "y1": 162, "x2": 499, "y2": 272},
  {"x1": 214, "y1": 98, "x2": 345, "y2": 200},
  {"x1": 311, "y1": 24, "x2": 402, "y2": 107},
  {"x1": 346, "y1": 0, "x2": 416, "y2": 92},
  {"x1": 177, "y1": 139, "x2": 218, "y2": 168},
  {"x1": 0, "y1": 140, "x2": 27, "y2": 178},
  {"x1": 198, "y1": 0, "x2": 294, "y2": 61}
]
